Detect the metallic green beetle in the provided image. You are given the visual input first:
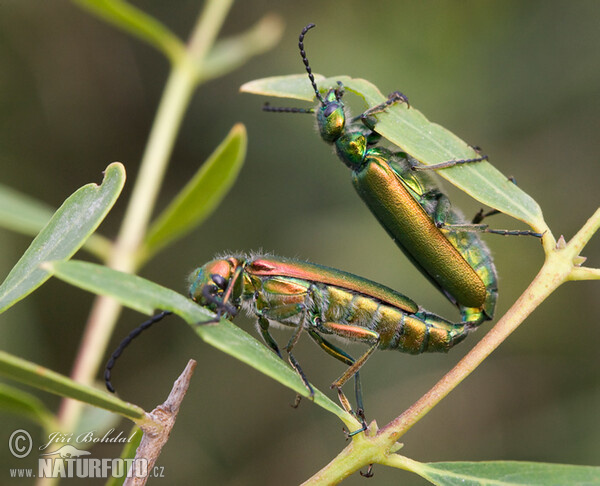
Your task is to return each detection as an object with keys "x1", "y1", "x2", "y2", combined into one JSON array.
[
  {"x1": 264, "y1": 24, "x2": 539, "y2": 326},
  {"x1": 188, "y1": 252, "x2": 470, "y2": 414}
]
